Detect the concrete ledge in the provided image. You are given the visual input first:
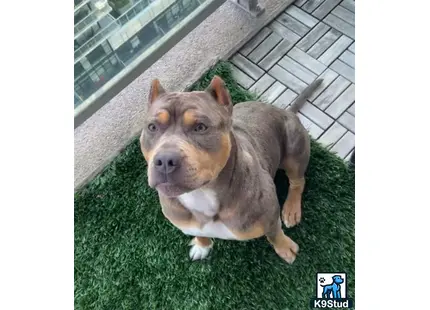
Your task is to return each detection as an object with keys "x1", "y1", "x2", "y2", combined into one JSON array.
[{"x1": 74, "y1": 0, "x2": 295, "y2": 190}]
